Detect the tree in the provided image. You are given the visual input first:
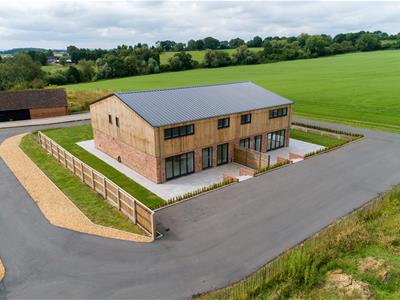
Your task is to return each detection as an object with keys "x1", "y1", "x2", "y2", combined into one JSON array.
[
  {"x1": 304, "y1": 35, "x2": 333, "y2": 57},
  {"x1": 232, "y1": 45, "x2": 258, "y2": 64},
  {"x1": 356, "y1": 33, "x2": 381, "y2": 51},
  {"x1": 77, "y1": 59, "x2": 96, "y2": 82},
  {"x1": 195, "y1": 39, "x2": 205, "y2": 50},
  {"x1": 59, "y1": 56, "x2": 66, "y2": 65},
  {"x1": 156, "y1": 40, "x2": 176, "y2": 51},
  {"x1": 203, "y1": 50, "x2": 231, "y2": 67},
  {"x1": 46, "y1": 71, "x2": 67, "y2": 85},
  {"x1": 65, "y1": 66, "x2": 81, "y2": 83},
  {"x1": 229, "y1": 38, "x2": 245, "y2": 49},
  {"x1": 0, "y1": 52, "x2": 44, "y2": 90},
  {"x1": 168, "y1": 52, "x2": 196, "y2": 71},
  {"x1": 187, "y1": 39, "x2": 197, "y2": 51},
  {"x1": 26, "y1": 50, "x2": 48, "y2": 66},
  {"x1": 203, "y1": 37, "x2": 220, "y2": 50},
  {"x1": 246, "y1": 36, "x2": 263, "y2": 48}
]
